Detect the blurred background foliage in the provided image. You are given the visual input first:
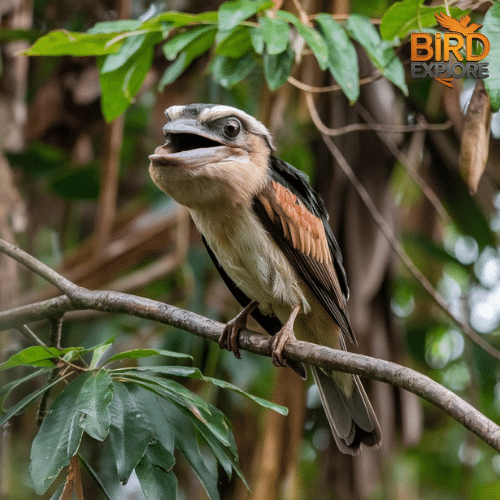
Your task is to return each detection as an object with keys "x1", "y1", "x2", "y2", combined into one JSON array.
[{"x1": 2, "y1": 0, "x2": 500, "y2": 499}]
